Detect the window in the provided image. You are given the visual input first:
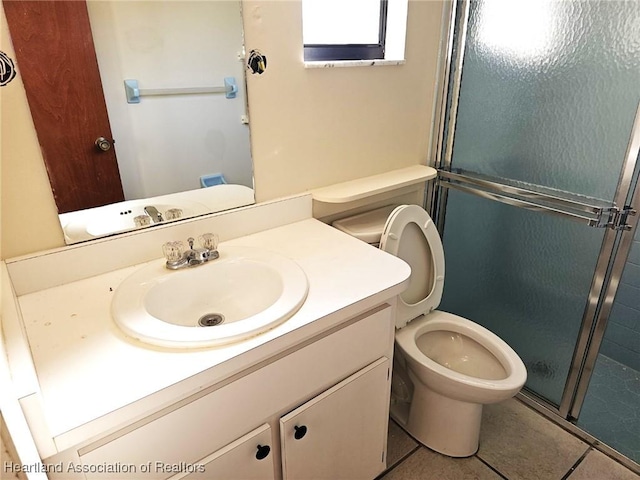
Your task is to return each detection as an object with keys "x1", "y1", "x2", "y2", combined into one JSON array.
[{"x1": 302, "y1": 0, "x2": 407, "y2": 64}]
